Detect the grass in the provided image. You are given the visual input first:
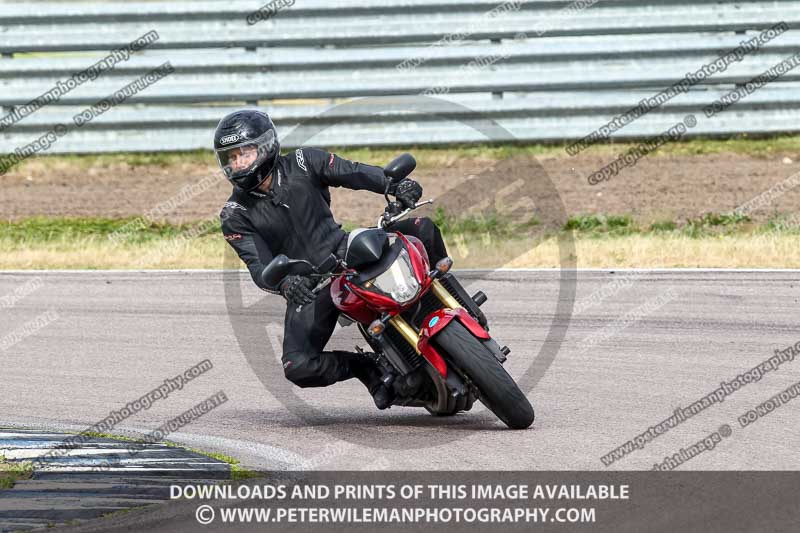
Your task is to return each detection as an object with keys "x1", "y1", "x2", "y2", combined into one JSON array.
[
  {"x1": 0, "y1": 455, "x2": 33, "y2": 490},
  {"x1": 11, "y1": 134, "x2": 800, "y2": 176},
  {"x1": 3, "y1": 211, "x2": 800, "y2": 268},
  {"x1": 502, "y1": 233, "x2": 800, "y2": 269},
  {"x1": 431, "y1": 206, "x2": 540, "y2": 237},
  {"x1": 565, "y1": 214, "x2": 603, "y2": 231},
  {"x1": 763, "y1": 213, "x2": 800, "y2": 233},
  {"x1": 649, "y1": 220, "x2": 677, "y2": 232},
  {"x1": 563, "y1": 211, "x2": 757, "y2": 239},
  {"x1": 1, "y1": 217, "x2": 219, "y2": 244},
  {"x1": 563, "y1": 213, "x2": 637, "y2": 237}
]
